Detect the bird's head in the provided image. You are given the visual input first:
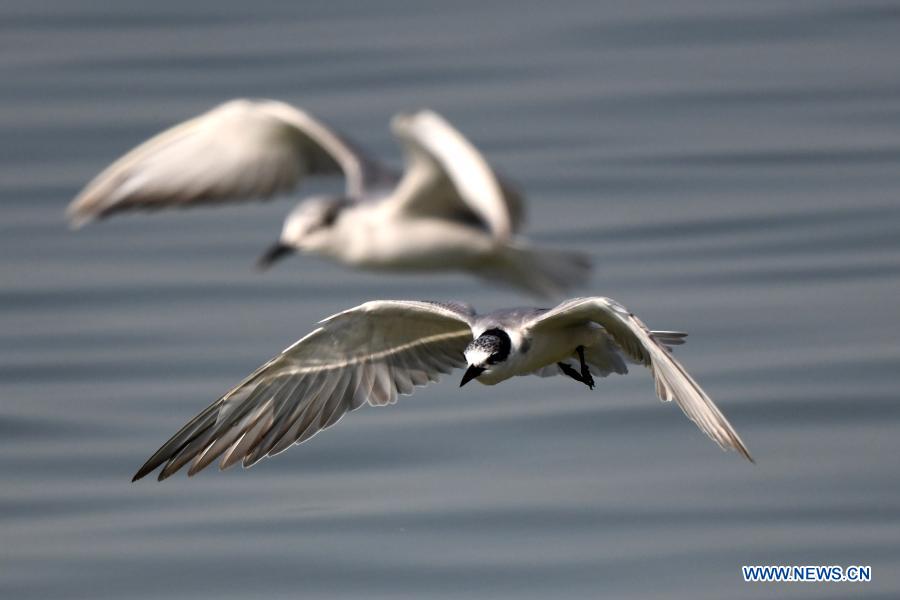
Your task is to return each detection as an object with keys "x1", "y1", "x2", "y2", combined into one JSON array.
[
  {"x1": 460, "y1": 328, "x2": 511, "y2": 387},
  {"x1": 257, "y1": 196, "x2": 351, "y2": 269}
]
